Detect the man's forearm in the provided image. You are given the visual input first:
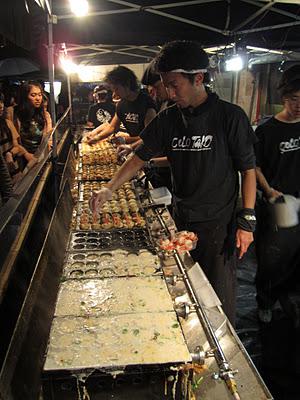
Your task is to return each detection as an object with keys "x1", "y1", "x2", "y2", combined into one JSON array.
[
  {"x1": 151, "y1": 157, "x2": 170, "y2": 167},
  {"x1": 94, "y1": 124, "x2": 115, "y2": 141},
  {"x1": 125, "y1": 136, "x2": 141, "y2": 144},
  {"x1": 106, "y1": 154, "x2": 145, "y2": 192},
  {"x1": 256, "y1": 167, "x2": 273, "y2": 198},
  {"x1": 241, "y1": 168, "x2": 256, "y2": 208}
]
